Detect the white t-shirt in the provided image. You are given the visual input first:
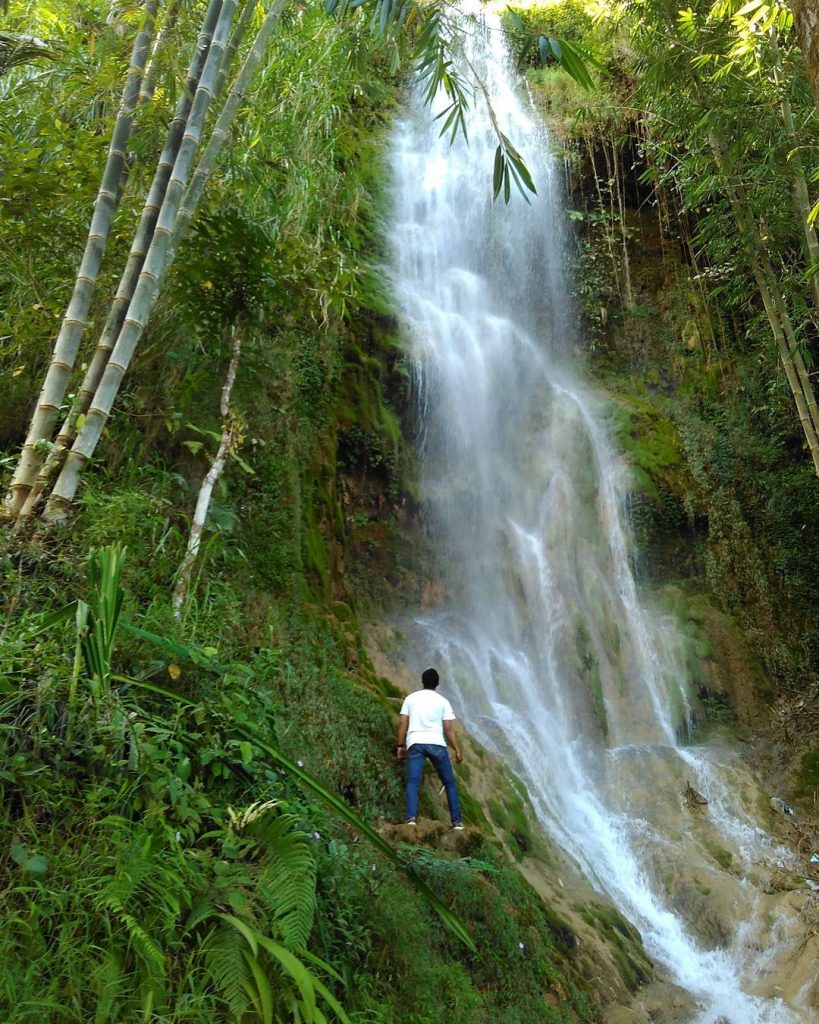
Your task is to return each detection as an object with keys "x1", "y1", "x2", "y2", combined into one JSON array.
[{"x1": 400, "y1": 689, "x2": 456, "y2": 748}]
